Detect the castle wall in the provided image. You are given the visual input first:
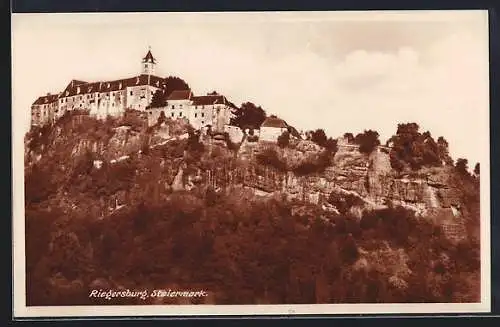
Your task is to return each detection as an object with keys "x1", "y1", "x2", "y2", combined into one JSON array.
[
  {"x1": 189, "y1": 105, "x2": 210, "y2": 130},
  {"x1": 145, "y1": 103, "x2": 233, "y2": 133},
  {"x1": 126, "y1": 85, "x2": 158, "y2": 111}
]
